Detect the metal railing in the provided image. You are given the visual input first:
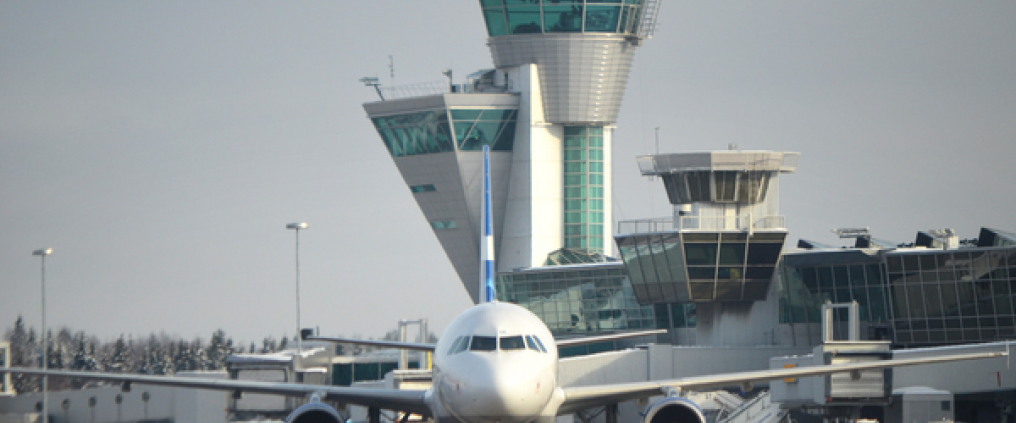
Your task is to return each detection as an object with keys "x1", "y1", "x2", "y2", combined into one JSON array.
[
  {"x1": 637, "y1": 0, "x2": 662, "y2": 39},
  {"x1": 379, "y1": 81, "x2": 449, "y2": 101},
  {"x1": 376, "y1": 80, "x2": 512, "y2": 101},
  {"x1": 616, "y1": 215, "x2": 786, "y2": 234}
]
